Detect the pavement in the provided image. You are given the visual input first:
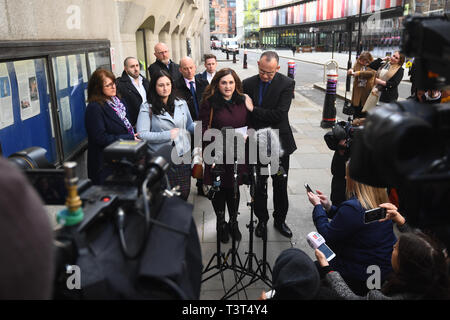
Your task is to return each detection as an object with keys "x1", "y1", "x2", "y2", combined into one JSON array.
[{"x1": 194, "y1": 51, "x2": 337, "y2": 300}]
